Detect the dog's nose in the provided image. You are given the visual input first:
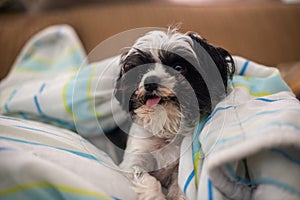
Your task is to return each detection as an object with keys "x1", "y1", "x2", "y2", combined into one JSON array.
[
  {"x1": 144, "y1": 83, "x2": 158, "y2": 92},
  {"x1": 144, "y1": 76, "x2": 160, "y2": 92}
]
